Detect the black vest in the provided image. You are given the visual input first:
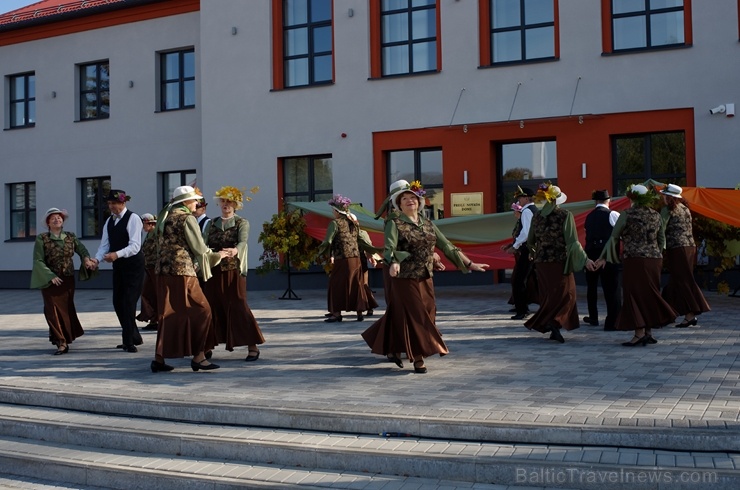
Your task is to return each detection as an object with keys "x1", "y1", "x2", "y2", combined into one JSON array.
[
  {"x1": 107, "y1": 210, "x2": 143, "y2": 262},
  {"x1": 584, "y1": 207, "x2": 613, "y2": 257}
]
